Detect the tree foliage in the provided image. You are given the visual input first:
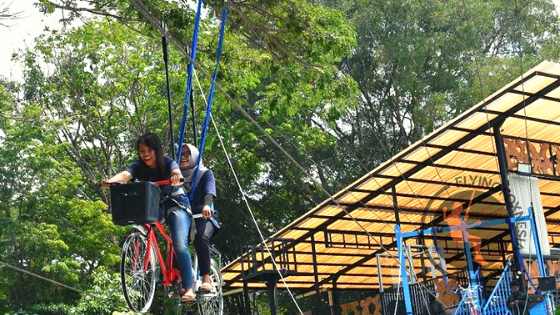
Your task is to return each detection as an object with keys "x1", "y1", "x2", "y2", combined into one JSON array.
[
  {"x1": 1, "y1": 0, "x2": 559, "y2": 313},
  {"x1": 321, "y1": 0, "x2": 560, "y2": 180}
]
